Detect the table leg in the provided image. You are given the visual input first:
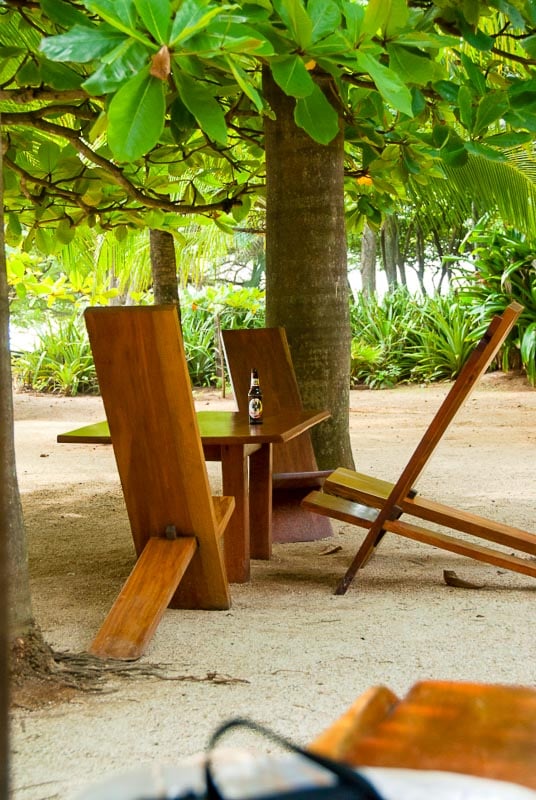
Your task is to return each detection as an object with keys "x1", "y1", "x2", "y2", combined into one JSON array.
[
  {"x1": 249, "y1": 443, "x2": 273, "y2": 560},
  {"x1": 221, "y1": 444, "x2": 250, "y2": 583}
]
